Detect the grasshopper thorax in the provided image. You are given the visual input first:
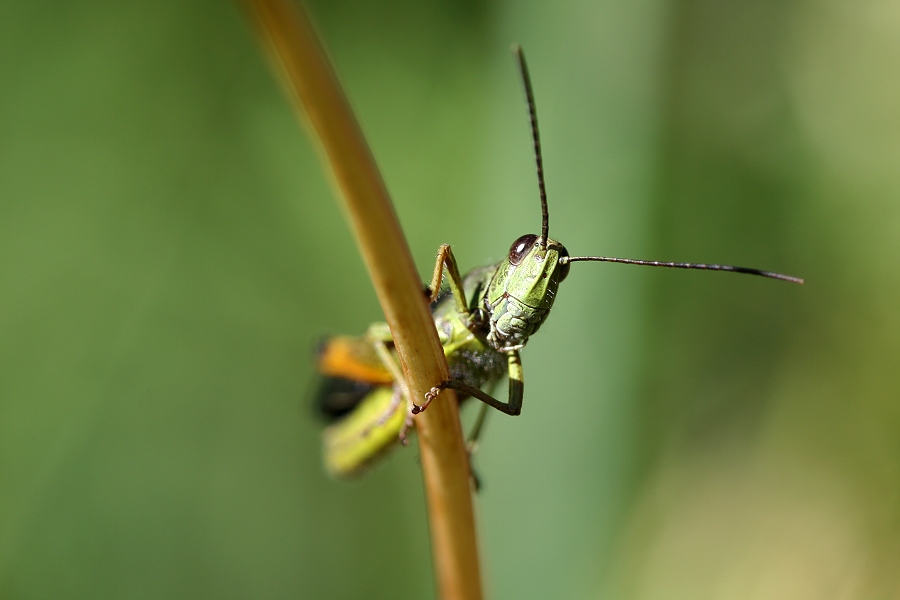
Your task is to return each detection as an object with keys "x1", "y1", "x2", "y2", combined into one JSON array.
[{"x1": 483, "y1": 234, "x2": 570, "y2": 352}]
